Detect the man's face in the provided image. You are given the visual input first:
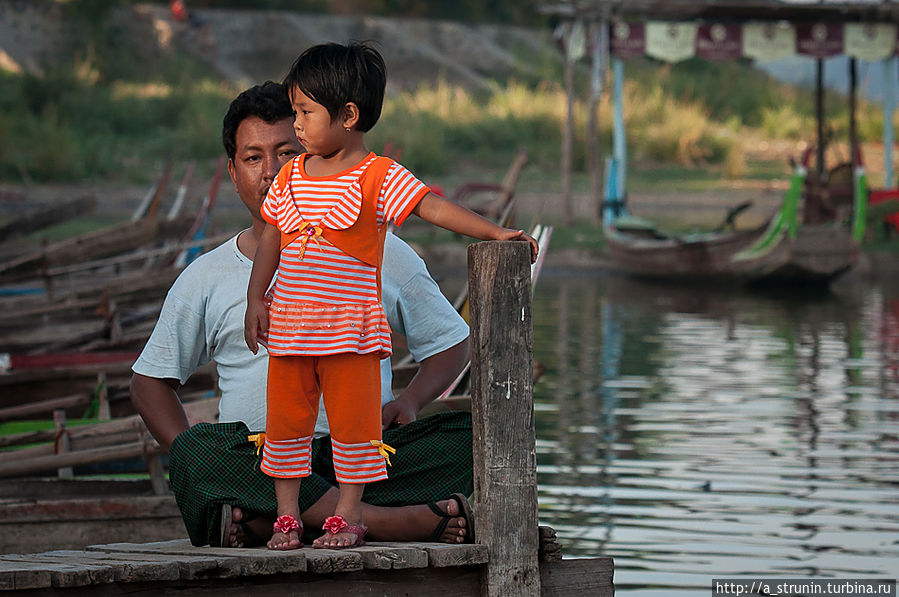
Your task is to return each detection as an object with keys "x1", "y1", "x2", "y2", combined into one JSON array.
[{"x1": 227, "y1": 116, "x2": 302, "y2": 220}]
